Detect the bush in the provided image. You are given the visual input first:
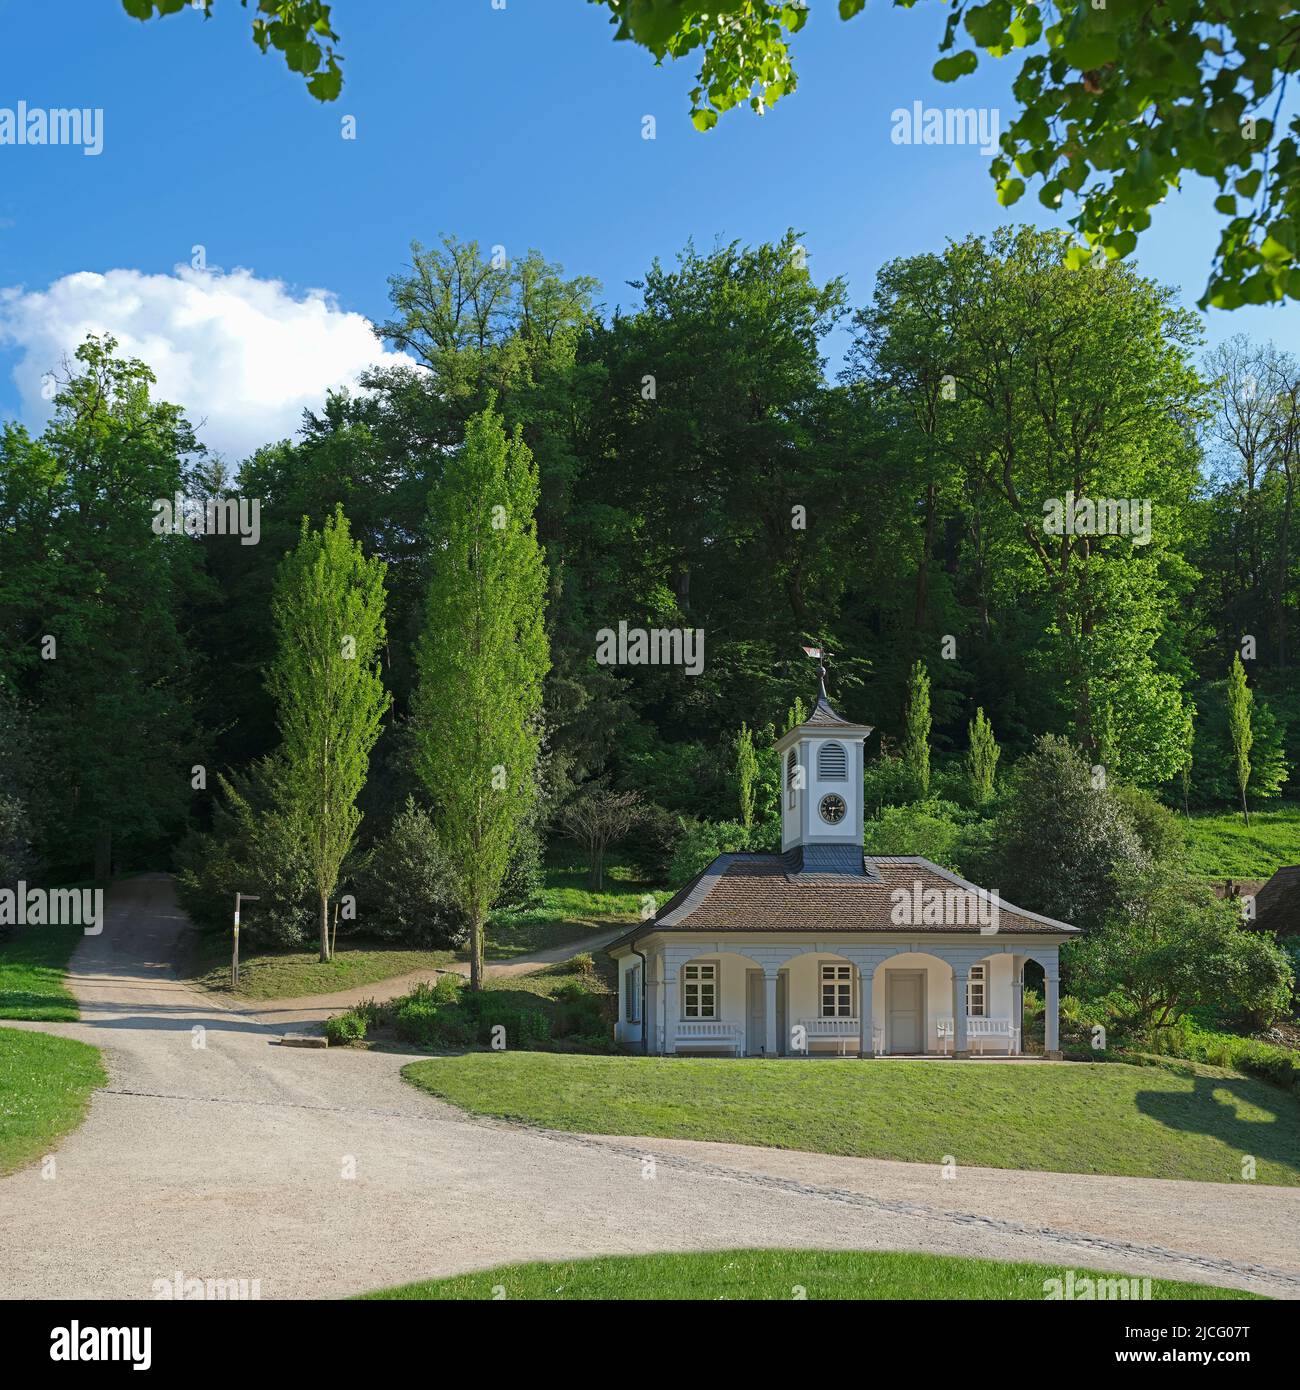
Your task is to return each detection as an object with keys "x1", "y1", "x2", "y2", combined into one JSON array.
[
  {"x1": 552, "y1": 982, "x2": 606, "y2": 1038},
  {"x1": 174, "y1": 755, "x2": 318, "y2": 947},
  {"x1": 325, "y1": 1011, "x2": 367, "y2": 1045},
  {"x1": 472, "y1": 997, "x2": 550, "y2": 1049},
  {"x1": 350, "y1": 797, "x2": 465, "y2": 946},
  {"x1": 1068, "y1": 880, "x2": 1295, "y2": 1034},
  {"x1": 1149, "y1": 1017, "x2": 1300, "y2": 1096},
  {"x1": 620, "y1": 800, "x2": 685, "y2": 881},
  {"x1": 668, "y1": 818, "x2": 751, "y2": 887}
]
